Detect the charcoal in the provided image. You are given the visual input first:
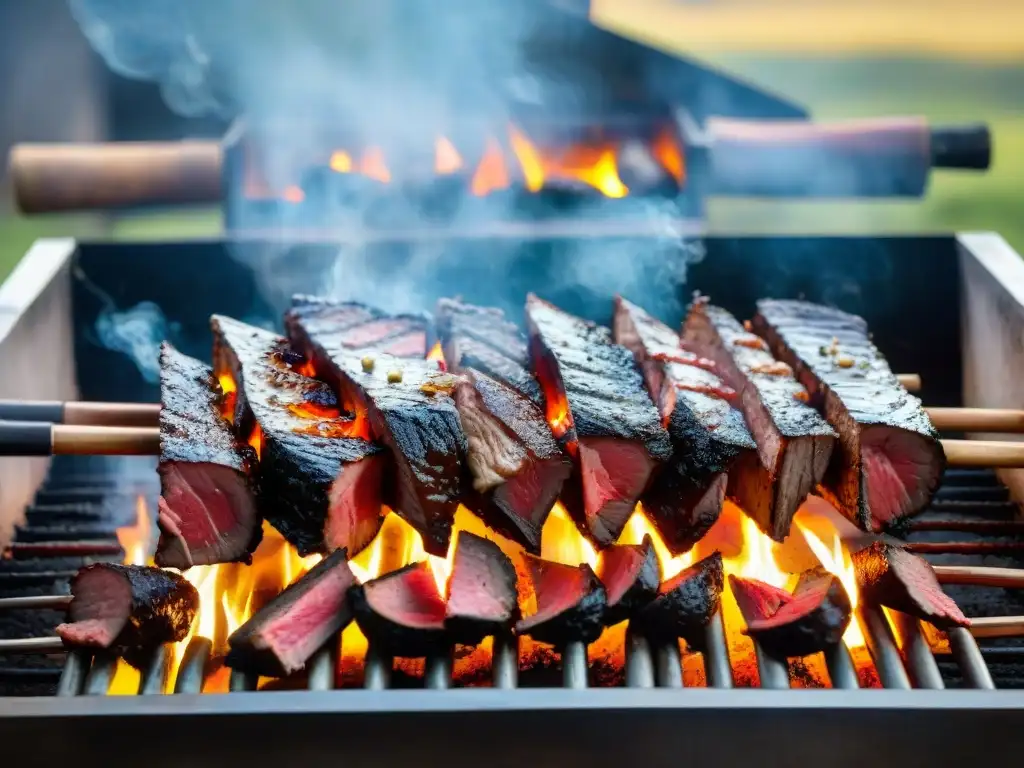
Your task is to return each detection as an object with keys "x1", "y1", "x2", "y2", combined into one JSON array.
[
  {"x1": 596, "y1": 534, "x2": 660, "y2": 625},
  {"x1": 287, "y1": 297, "x2": 466, "y2": 556},
  {"x1": 56, "y1": 564, "x2": 198, "y2": 668},
  {"x1": 635, "y1": 551, "x2": 724, "y2": 647},
  {"x1": 212, "y1": 315, "x2": 387, "y2": 557},
  {"x1": 445, "y1": 531, "x2": 519, "y2": 644},
  {"x1": 852, "y1": 540, "x2": 969, "y2": 628},
  {"x1": 683, "y1": 298, "x2": 835, "y2": 542},
  {"x1": 754, "y1": 299, "x2": 945, "y2": 532},
  {"x1": 515, "y1": 554, "x2": 607, "y2": 646},
  {"x1": 349, "y1": 561, "x2": 448, "y2": 657},
  {"x1": 730, "y1": 572, "x2": 852, "y2": 659},
  {"x1": 525, "y1": 295, "x2": 671, "y2": 547},
  {"x1": 226, "y1": 549, "x2": 356, "y2": 677},
  {"x1": 155, "y1": 343, "x2": 261, "y2": 569},
  {"x1": 614, "y1": 296, "x2": 756, "y2": 554}
]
